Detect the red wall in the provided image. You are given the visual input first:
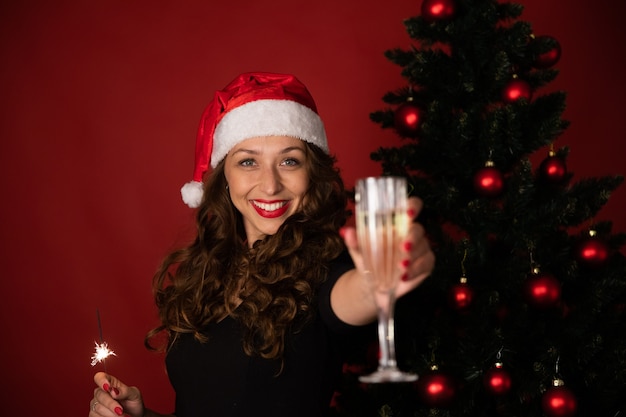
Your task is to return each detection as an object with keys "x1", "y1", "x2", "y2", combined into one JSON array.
[{"x1": 1, "y1": 1, "x2": 624, "y2": 415}]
